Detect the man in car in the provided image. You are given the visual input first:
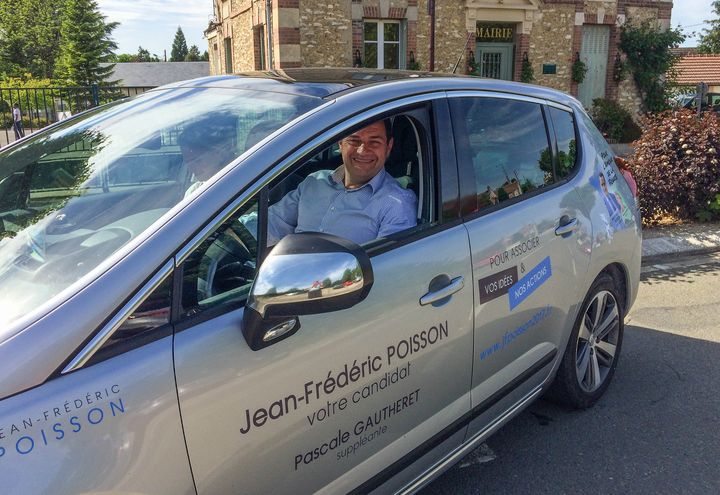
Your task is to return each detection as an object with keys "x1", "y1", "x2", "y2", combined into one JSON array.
[
  {"x1": 179, "y1": 115, "x2": 239, "y2": 198},
  {"x1": 266, "y1": 119, "x2": 418, "y2": 245}
]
